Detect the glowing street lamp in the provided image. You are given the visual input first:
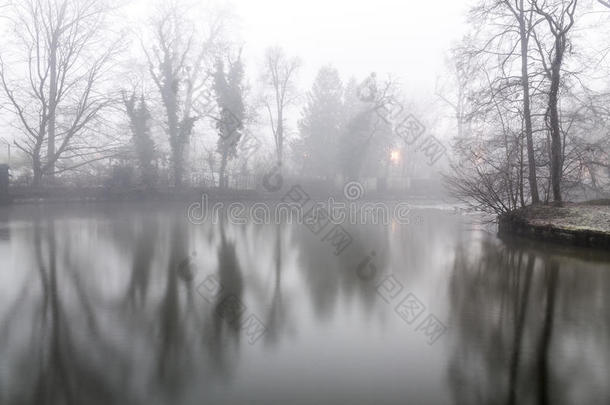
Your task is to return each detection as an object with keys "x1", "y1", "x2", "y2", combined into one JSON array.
[{"x1": 390, "y1": 149, "x2": 400, "y2": 164}]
